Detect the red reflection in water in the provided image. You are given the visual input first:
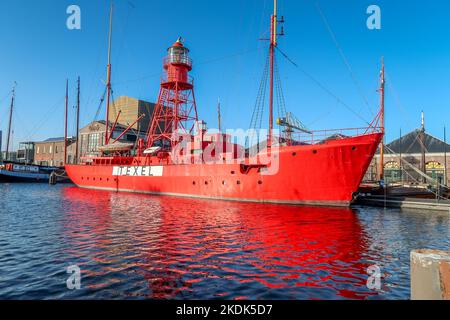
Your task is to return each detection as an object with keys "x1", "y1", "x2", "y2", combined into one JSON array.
[{"x1": 62, "y1": 187, "x2": 375, "y2": 300}]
